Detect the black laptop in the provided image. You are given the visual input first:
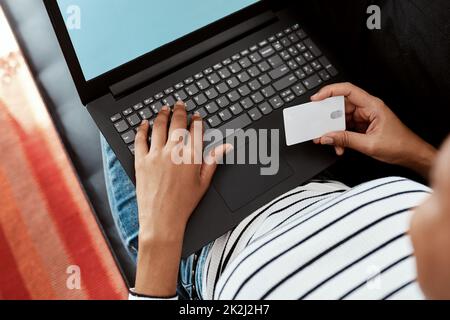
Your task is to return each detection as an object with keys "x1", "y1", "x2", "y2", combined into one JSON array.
[{"x1": 44, "y1": 0, "x2": 343, "y2": 257}]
